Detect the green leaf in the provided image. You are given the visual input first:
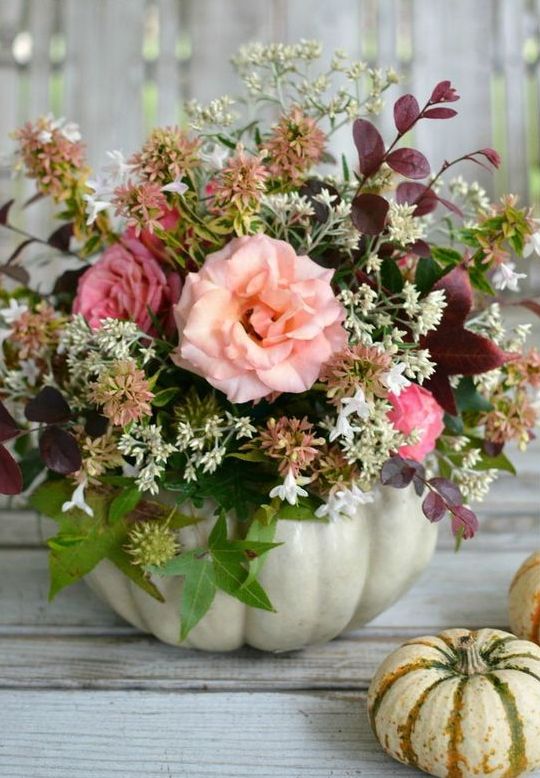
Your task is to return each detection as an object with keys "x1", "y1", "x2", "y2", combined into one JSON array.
[
  {"x1": 380, "y1": 258, "x2": 404, "y2": 293},
  {"x1": 208, "y1": 513, "x2": 228, "y2": 548},
  {"x1": 108, "y1": 487, "x2": 142, "y2": 523},
  {"x1": 151, "y1": 387, "x2": 180, "y2": 407},
  {"x1": 477, "y1": 450, "x2": 516, "y2": 476},
  {"x1": 277, "y1": 494, "x2": 325, "y2": 521},
  {"x1": 443, "y1": 413, "x2": 464, "y2": 435},
  {"x1": 455, "y1": 377, "x2": 493, "y2": 413},
  {"x1": 149, "y1": 548, "x2": 208, "y2": 576},
  {"x1": 179, "y1": 557, "x2": 216, "y2": 640},
  {"x1": 431, "y1": 246, "x2": 463, "y2": 265},
  {"x1": 243, "y1": 516, "x2": 278, "y2": 587},
  {"x1": 211, "y1": 548, "x2": 275, "y2": 612},
  {"x1": 107, "y1": 546, "x2": 164, "y2": 602},
  {"x1": 235, "y1": 578, "x2": 275, "y2": 611},
  {"x1": 415, "y1": 257, "x2": 445, "y2": 294}
]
